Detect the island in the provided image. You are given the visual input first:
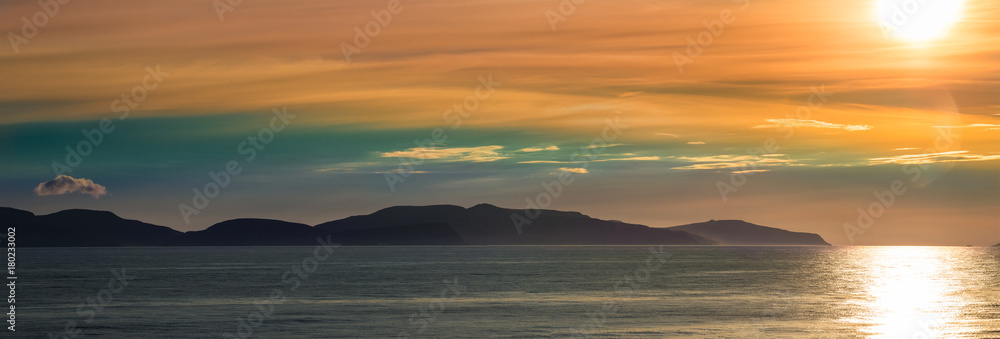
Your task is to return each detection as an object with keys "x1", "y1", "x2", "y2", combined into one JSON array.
[{"x1": 0, "y1": 204, "x2": 831, "y2": 247}]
